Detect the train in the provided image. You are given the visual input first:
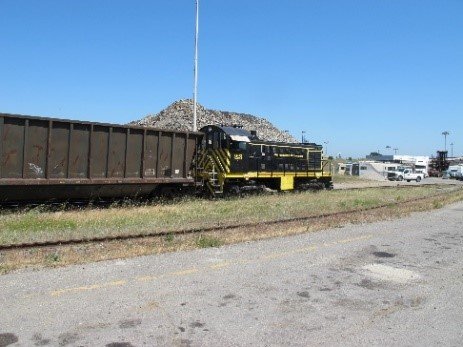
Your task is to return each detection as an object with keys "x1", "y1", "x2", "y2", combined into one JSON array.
[{"x1": 0, "y1": 112, "x2": 332, "y2": 203}]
